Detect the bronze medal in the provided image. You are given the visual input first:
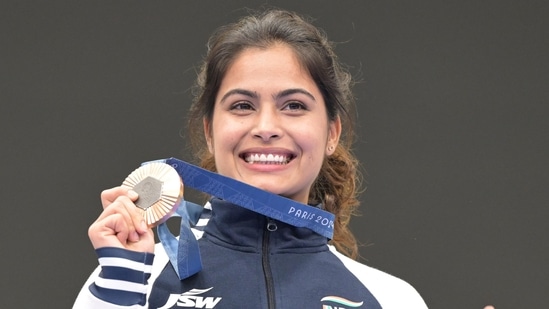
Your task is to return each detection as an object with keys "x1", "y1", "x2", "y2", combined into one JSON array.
[{"x1": 121, "y1": 162, "x2": 183, "y2": 227}]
